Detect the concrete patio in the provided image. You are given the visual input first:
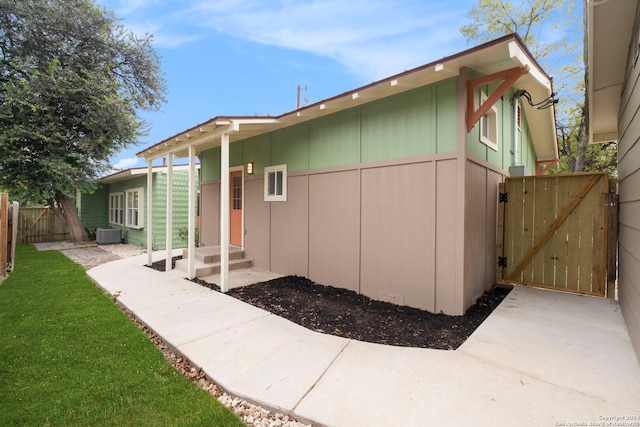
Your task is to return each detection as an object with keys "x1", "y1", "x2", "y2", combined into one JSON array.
[{"x1": 86, "y1": 250, "x2": 640, "y2": 426}]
